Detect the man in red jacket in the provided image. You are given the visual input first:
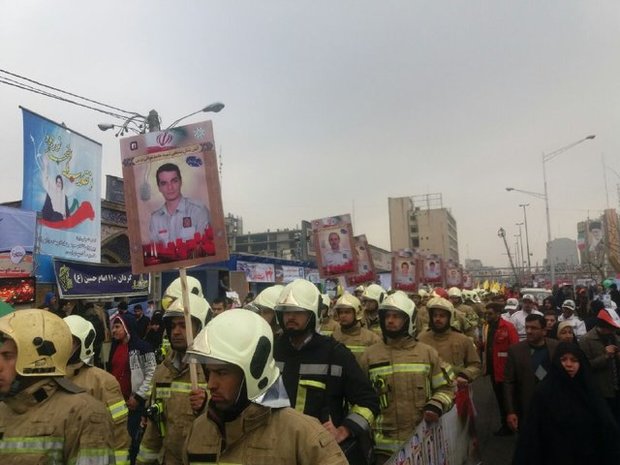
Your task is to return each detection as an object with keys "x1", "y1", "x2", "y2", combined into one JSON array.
[{"x1": 481, "y1": 301, "x2": 519, "y2": 436}]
